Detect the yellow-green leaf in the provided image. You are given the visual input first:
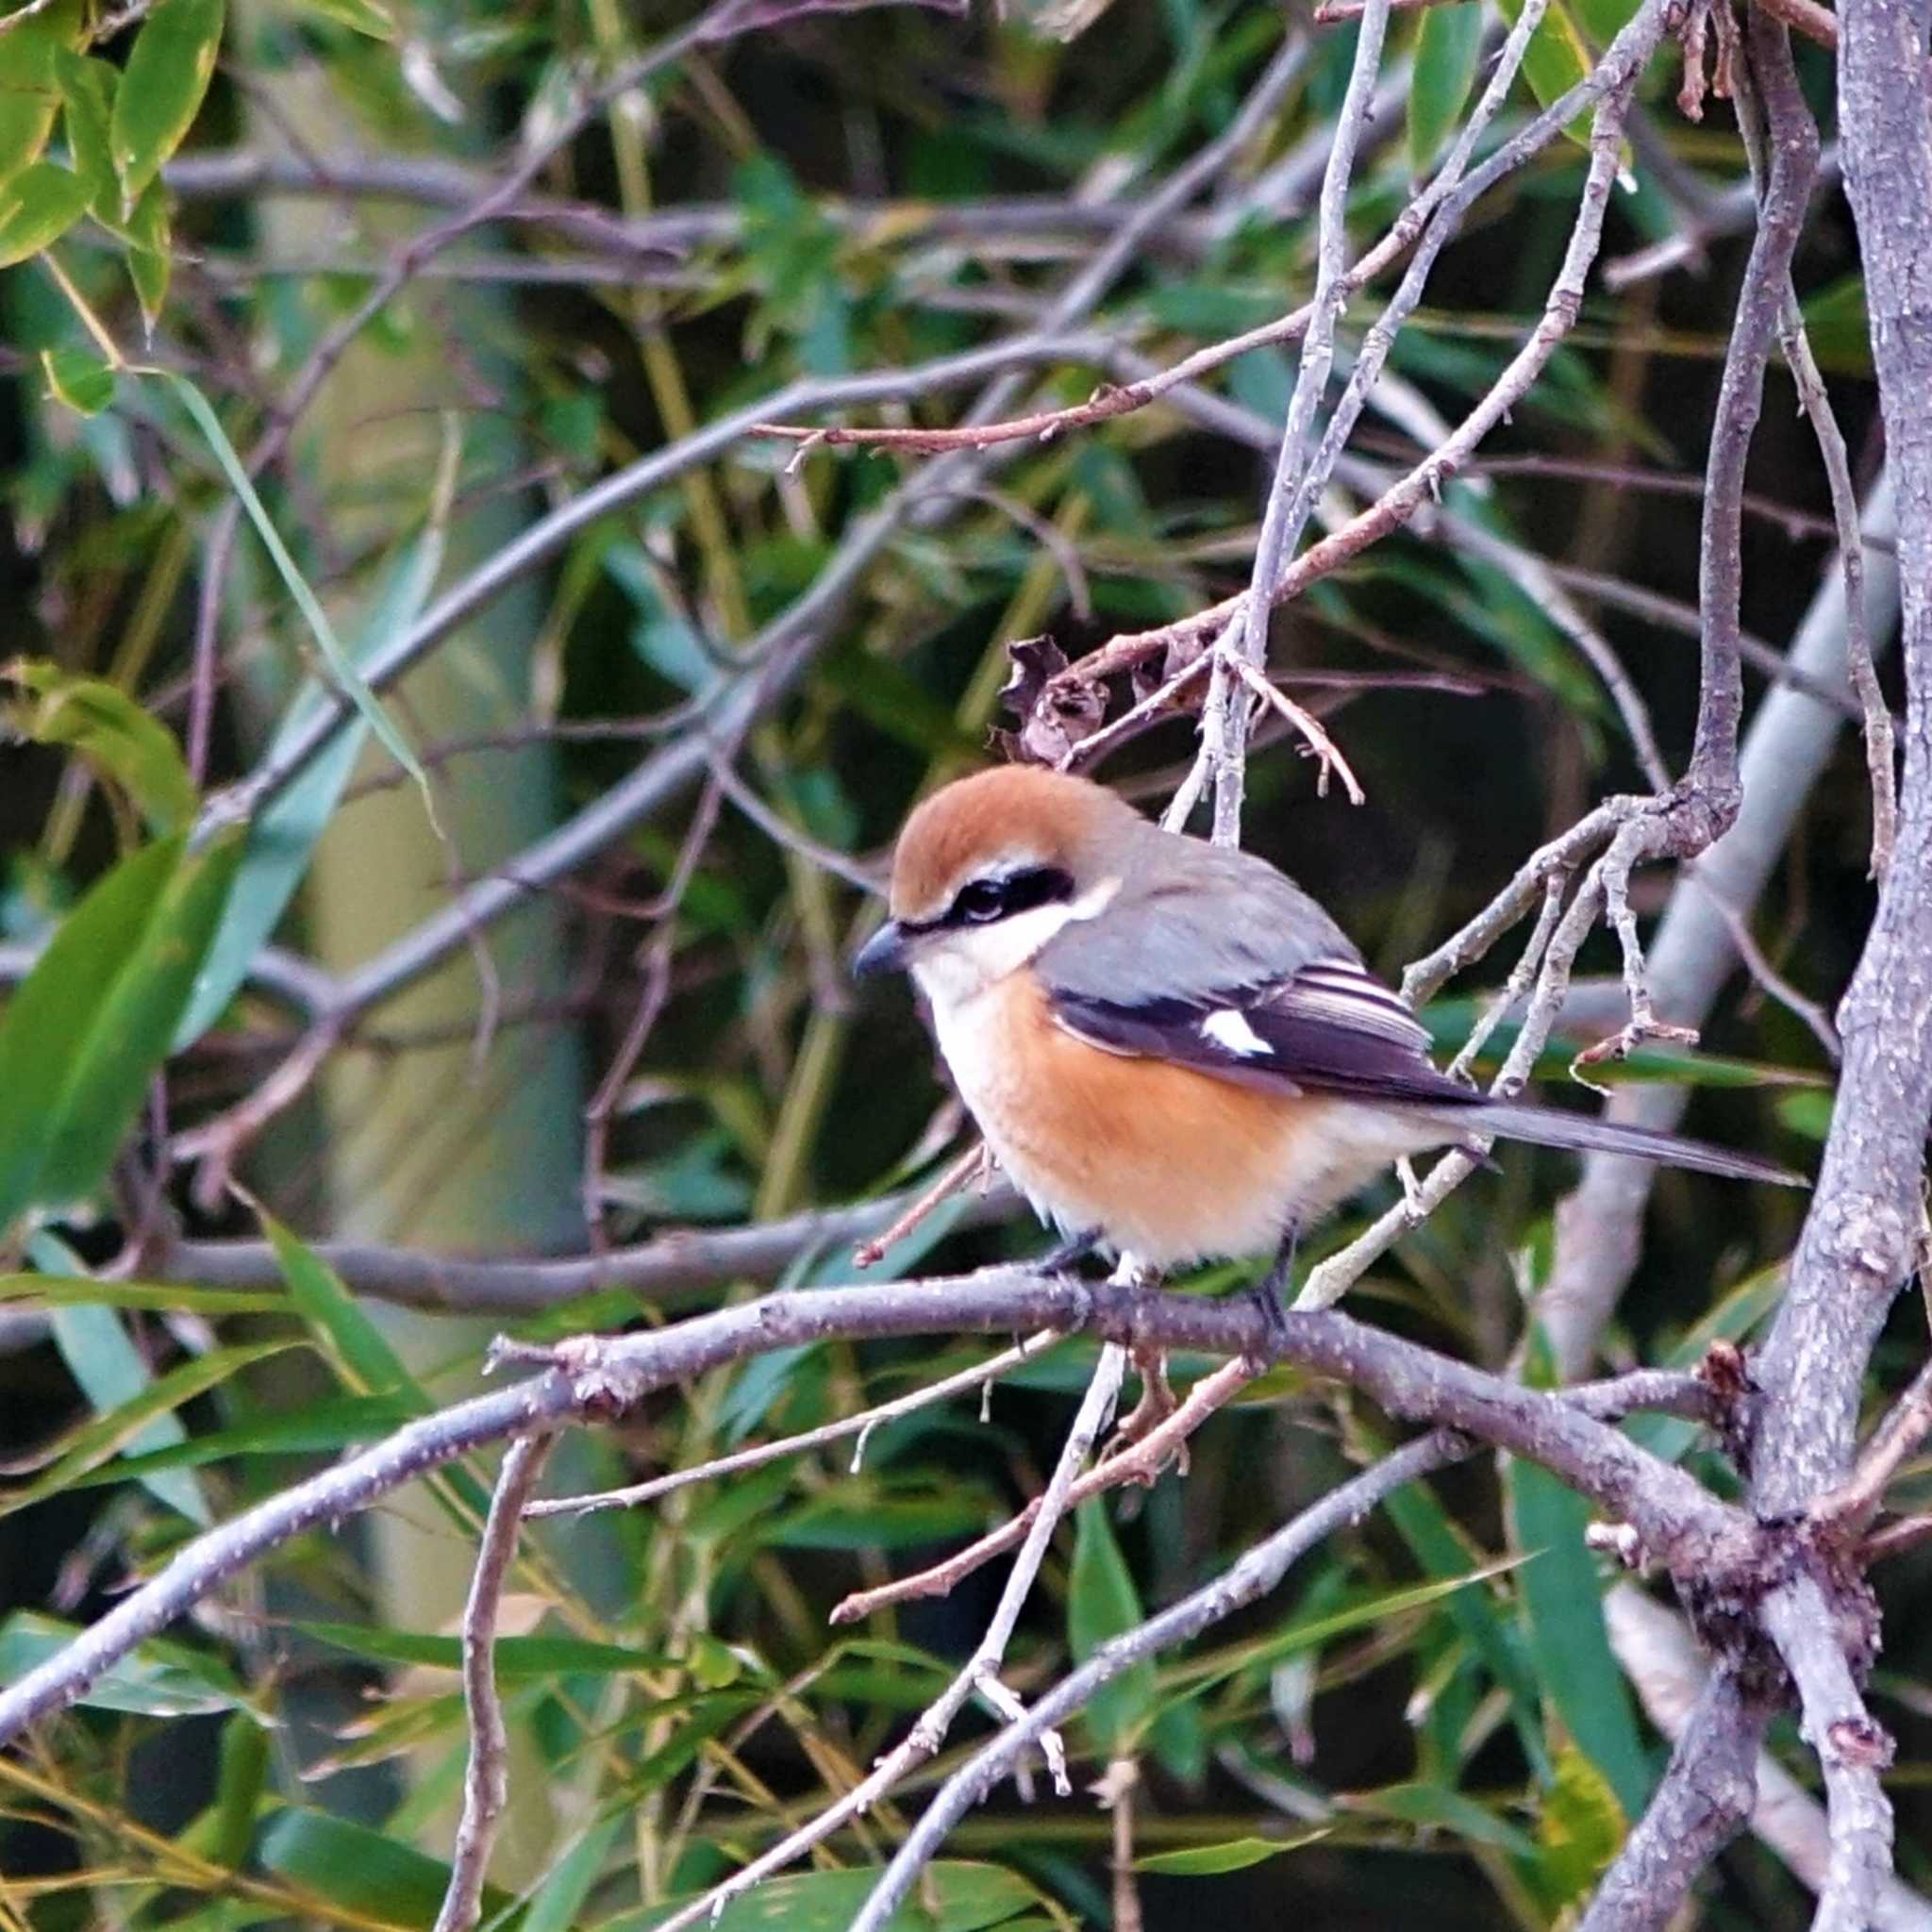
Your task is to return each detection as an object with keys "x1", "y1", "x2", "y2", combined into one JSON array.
[
  {"x1": 41, "y1": 342, "x2": 115, "y2": 413},
  {"x1": 0, "y1": 156, "x2": 87, "y2": 265},
  {"x1": 1495, "y1": 0, "x2": 1595, "y2": 146},
  {"x1": 125, "y1": 172, "x2": 170, "y2": 326},
  {"x1": 6, "y1": 660, "x2": 192, "y2": 824},
  {"x1": 108, "y1": 0, "x2": 224, "y2": 203}
]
